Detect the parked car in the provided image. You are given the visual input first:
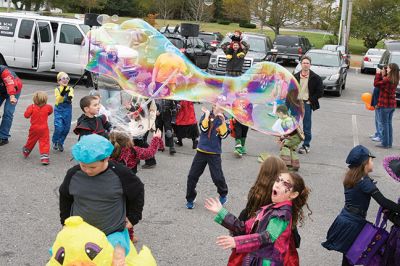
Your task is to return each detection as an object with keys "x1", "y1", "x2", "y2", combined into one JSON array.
[
  {"x1": 273, "y1": 35, "x2": 312, "y2": 63},
  {"x1": 198, "y1": 31, "x2": 223, "y2": 51},
  {"x1": 207, "y1": 32, "x2": 275, "y2": 75},
  {"x1": 384, "y1": 40, "x2": 400, "y2": 51},
  {"x1": 162, "y1": 32, "x2": 212, "y2": 69},
  {"x1": 360, "y1": 48, "x2": 385, "y2": 73},
  {"x1": 378, "y1": 50, "x2": 400, "y2": 105},
  {"x1": 294, "y1": 49, "x2": 348, "y2": 96},
  {"x1": 322, "y1": 44, "x2": 350, "y2": 67}
]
